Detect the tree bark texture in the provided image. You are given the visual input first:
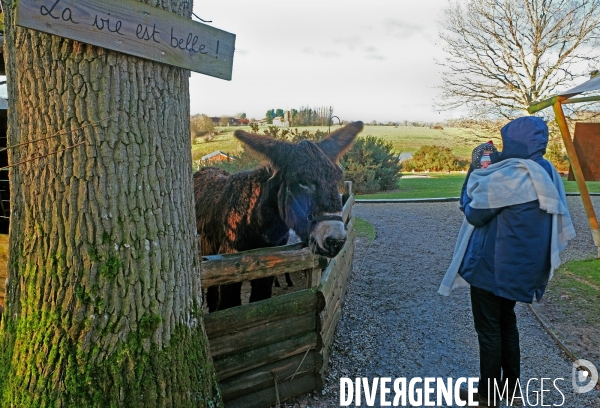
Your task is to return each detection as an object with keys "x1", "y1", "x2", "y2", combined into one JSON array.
[{"x1": 0, "y1": 0, "x2": 222, "y2": 406}]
